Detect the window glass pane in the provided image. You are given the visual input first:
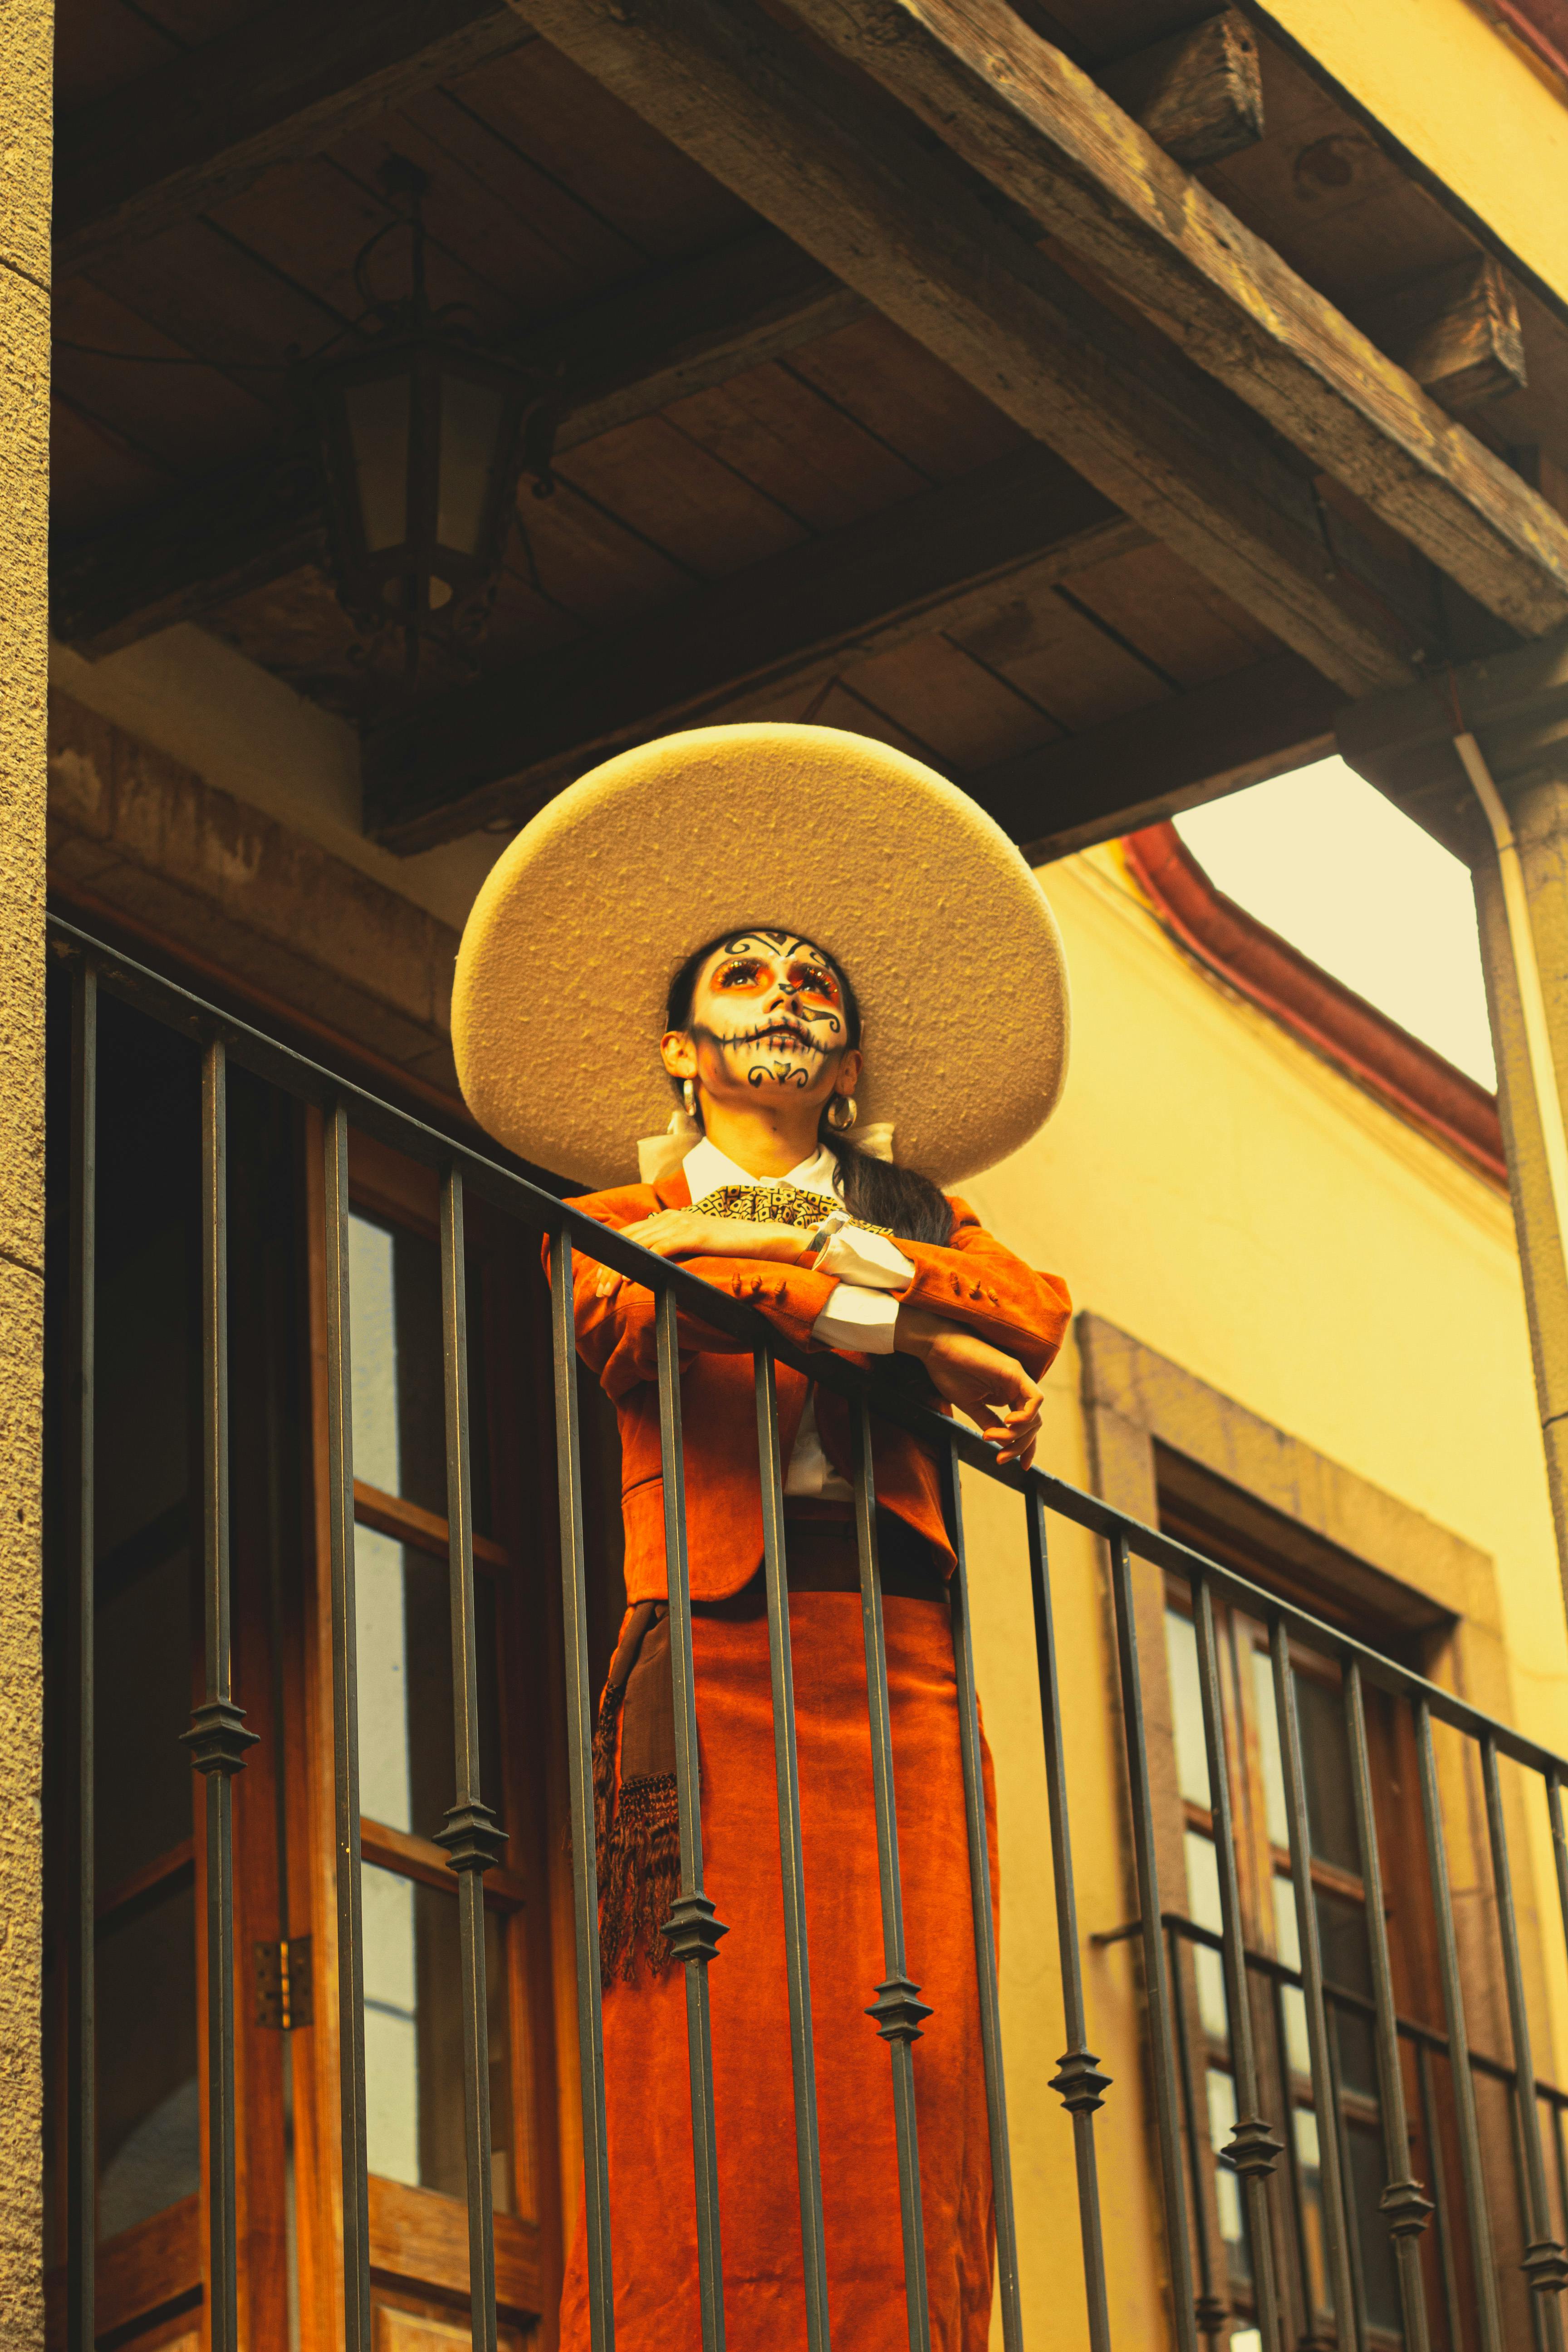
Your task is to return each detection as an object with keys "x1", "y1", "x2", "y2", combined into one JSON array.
[
  {"x1": 356, "y1": 1532, "x2": 504, "y2": 1840},
  {"x1": 96, "y1": 1877, "x2": 200, "y2": 2242},
  {"x1": 1293, "y1": 2107, "x2": 1333, "y2": 2323},
  {"x1": 1164, "y1": 1609, "x2": 1211, "y2": 1809},
  {"x1": 1184, "y1": 1829, "x2": 1228, "y2": 2039},
  {"x1": 350, "y1": 1217, "x2": 400, "y2": 1494},
  {"x1": 363, "y1": 1865, "x2": 513, "y2": 2210},
  {"x1": 436, "y1": 373, "x2": 504, "y2": 556},
  {"x1": 345, "y1": 375, "x2": 410, "y2": 553},
  {"x1": 93, "y1": 1214, "x2": 196, "y2": 1896},
  {"x1": 1347, "y1": 2119, "x2": 1402, "y2": 2334},
  {"x1": 1317, "y1": 1890, "x2": 1377, "y2": 2097},
  {"x1": 357, "y1": 1526, "x2": 413, "y2": 1830},
  {"x1": 349, "y1": 1210, "x2": 492, "y2": 1533},
  {"x1": 1206, "y1": 2067, "x2": 1247, "y2": 2272},
  {"x1": 96, "y1": 1539, "x2": 193, "y2": 1895},
  {"x1": 1294, "y1": 1672, "x2": 1360, "y2": 1875},
  {"x1": 1250, "y1": 1646, "x2": 1289, "y2": 1851},
  {"x1": 1272, "y1": 1875, "x2": 1311, "y2": 2079},
  {"x1": 1271, "y1": 1869, "x2": 1375, "y2": 2095},
  {"x1": 364, "y1": 1864, "x2": 420, "y2": 2185}
]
